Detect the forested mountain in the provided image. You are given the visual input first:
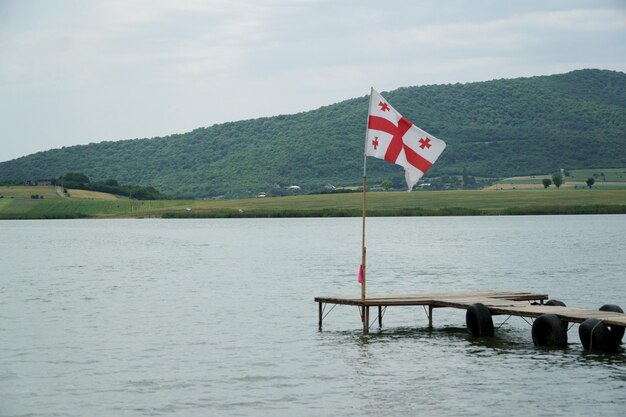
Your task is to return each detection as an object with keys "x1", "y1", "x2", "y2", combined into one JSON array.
[{"x1": 1, "y1": 69, "x2": 624, "y2": 198}]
